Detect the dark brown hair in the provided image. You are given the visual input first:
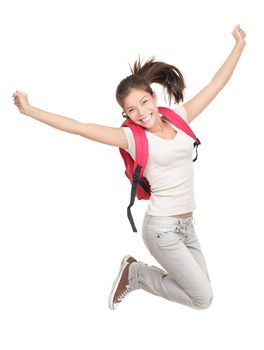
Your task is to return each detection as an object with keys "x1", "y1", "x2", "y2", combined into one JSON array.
[{"x1": 116, "y1": 55, "x2": 186, "y2": 115}]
